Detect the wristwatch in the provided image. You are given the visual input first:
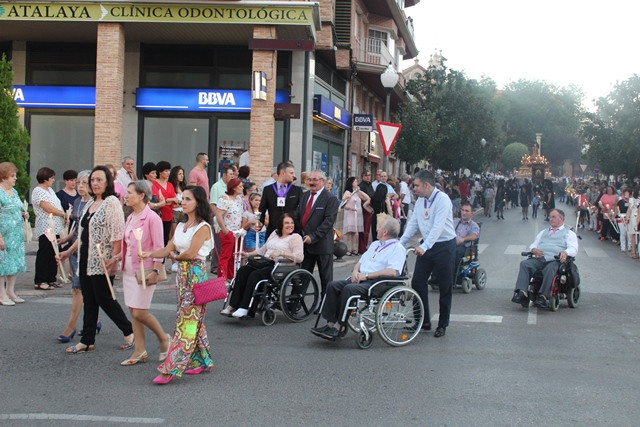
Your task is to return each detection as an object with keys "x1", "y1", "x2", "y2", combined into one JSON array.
[{"x1": 365, "y1": 273, "x2": 369, "y2": 280}]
